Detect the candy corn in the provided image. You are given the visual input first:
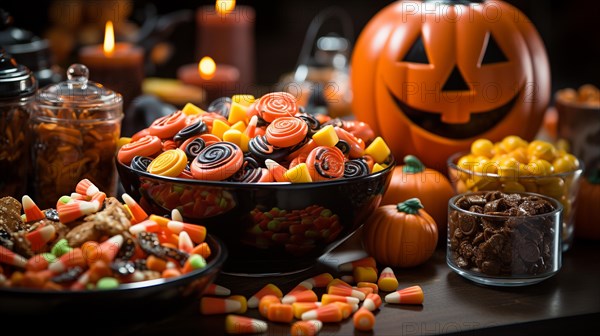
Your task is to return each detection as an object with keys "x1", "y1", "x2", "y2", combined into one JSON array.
[
  {"x1": 338, "y1": 256, "x2": 376, "y2": 272},
  {"x1": 25, "y1": 253, "x2": 56, "y2": 271},
  {"x1": 301, "y1": 304, "x2": 343, "y2": 322},
  {"x1": 76, "y1": 178, "x2": 100, "y2": 197},
  {"x1": 378, "y1": 267, "x2": 399, "y2": 292},
  {"x1": 291, "y1": 320, "x2": 323, "y2": 336},
  {"x1": 328, "y1": 285, "x2": 365, "y2": 301},
  {"x1": 229, "y1": 295, "x2": 248, "y2": 314},
  {"x1": 97, "y1": 234, "x2": 124, "y2": 263},
  {"x1": 166, "y1": 220, "x2": 206, "y2": 243},
  {"x1": 122, "y1": 193, "x2": 148, "y2": 224},
  {"x1": 48, "y1": 248, "x2": 86, "y2": 274},
  {"x1": 292, "y1": 302, "x2": 321, "y2": 319},
  {"x1": 282, "y1": 289, "x2": 318, "y2": 304},
  {"x1": 56, "y1": 199, "x2": 97, "y2": 223},
  {"x1": 201, "y1": 296, "x2": 246, "y2": 315},
  {"x1": 384, "y1": 285, "x2": 424, "y2": 305},
  {"x1": 326, "y1": 278, "x2": 351, "y2": 291},
  {"x1": 225, "y1": 315, "x2": 268, "y2": 335},
  {"x1": 259, "y1": 294, "x2": 281, "y2": 318},
  {"x1": 362, "y1": 293, "x2": 382, "y2": 311},
  {"x1": 204, "y1": 283, "x2": 231, "y2": 296},
  {"x1": 178, "y1": 231, "x2": 194, "y2": 253},
  {"x1": 320, "y1": 294, "x2": 359, "y2": 305},
  {"x1": 25, "y1": 225, "x2": 56, "y2": 252},
  {"x1": 129, "y1": 219, "x2": 162, "y2": 235},
  {"x1": 357, "y1": 281, "x2": 378, "y2": 294},
  {"x1": 248, "y1": 283, "x2": 283, "y2": 308},
  {"x1": 0, "y1": 245, "x2": 28, "y2": 268},
  {"x1": 353, "y1": 307, "x2": 376, "y2": 331},
  {"x1": 302, "y1": 272, "x2": 333, "y2": 288},
  {"x1": 340, "y1": 275, "x2": 354, "y2": 284},
  {"x1": 331, "y1": 301, "x2": 354, "y2": 319},
  {"x1": 182, "y1": 254, "x2": 206, "y2": 274},
  {"x1": 265, "y1": 159, "x2": 290, "y2": 182},
  {"x1": 267, "y1": 303, "x2": 294, "y2": 323},
  {"x1": 171, "y1": 208, "x2": 183, "y2": 222},
  {"x1": 353, "y1": 286, "x2": 373, "y2": 297},
  {"x1": 353, "y1": 266, "x2": 377, "y2": 283},
  {"x1": 21, "y1": 195, "x2": 46, "y2": 222}
]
